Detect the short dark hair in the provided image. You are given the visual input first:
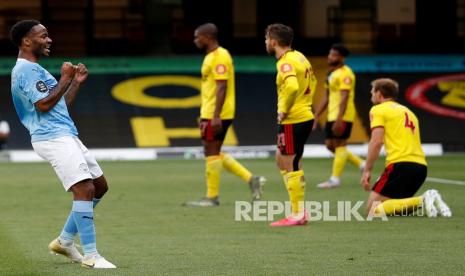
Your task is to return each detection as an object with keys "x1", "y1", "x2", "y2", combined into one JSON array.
[
  {"x1": 9, "y1": 19, "x2": 40, "y2": 47},
  {"x1": 371, "y1": 78, "x2": 399, "y2": 99},
  {"x1": 196, "y1": 23, "x2": 218, "y2": 40},
  {"x1": 266, "y1": 23, "x2": 294, "y2": 47},
  {"x1": 331, "y1": 43, "x2": 350, "y2": 57}
]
